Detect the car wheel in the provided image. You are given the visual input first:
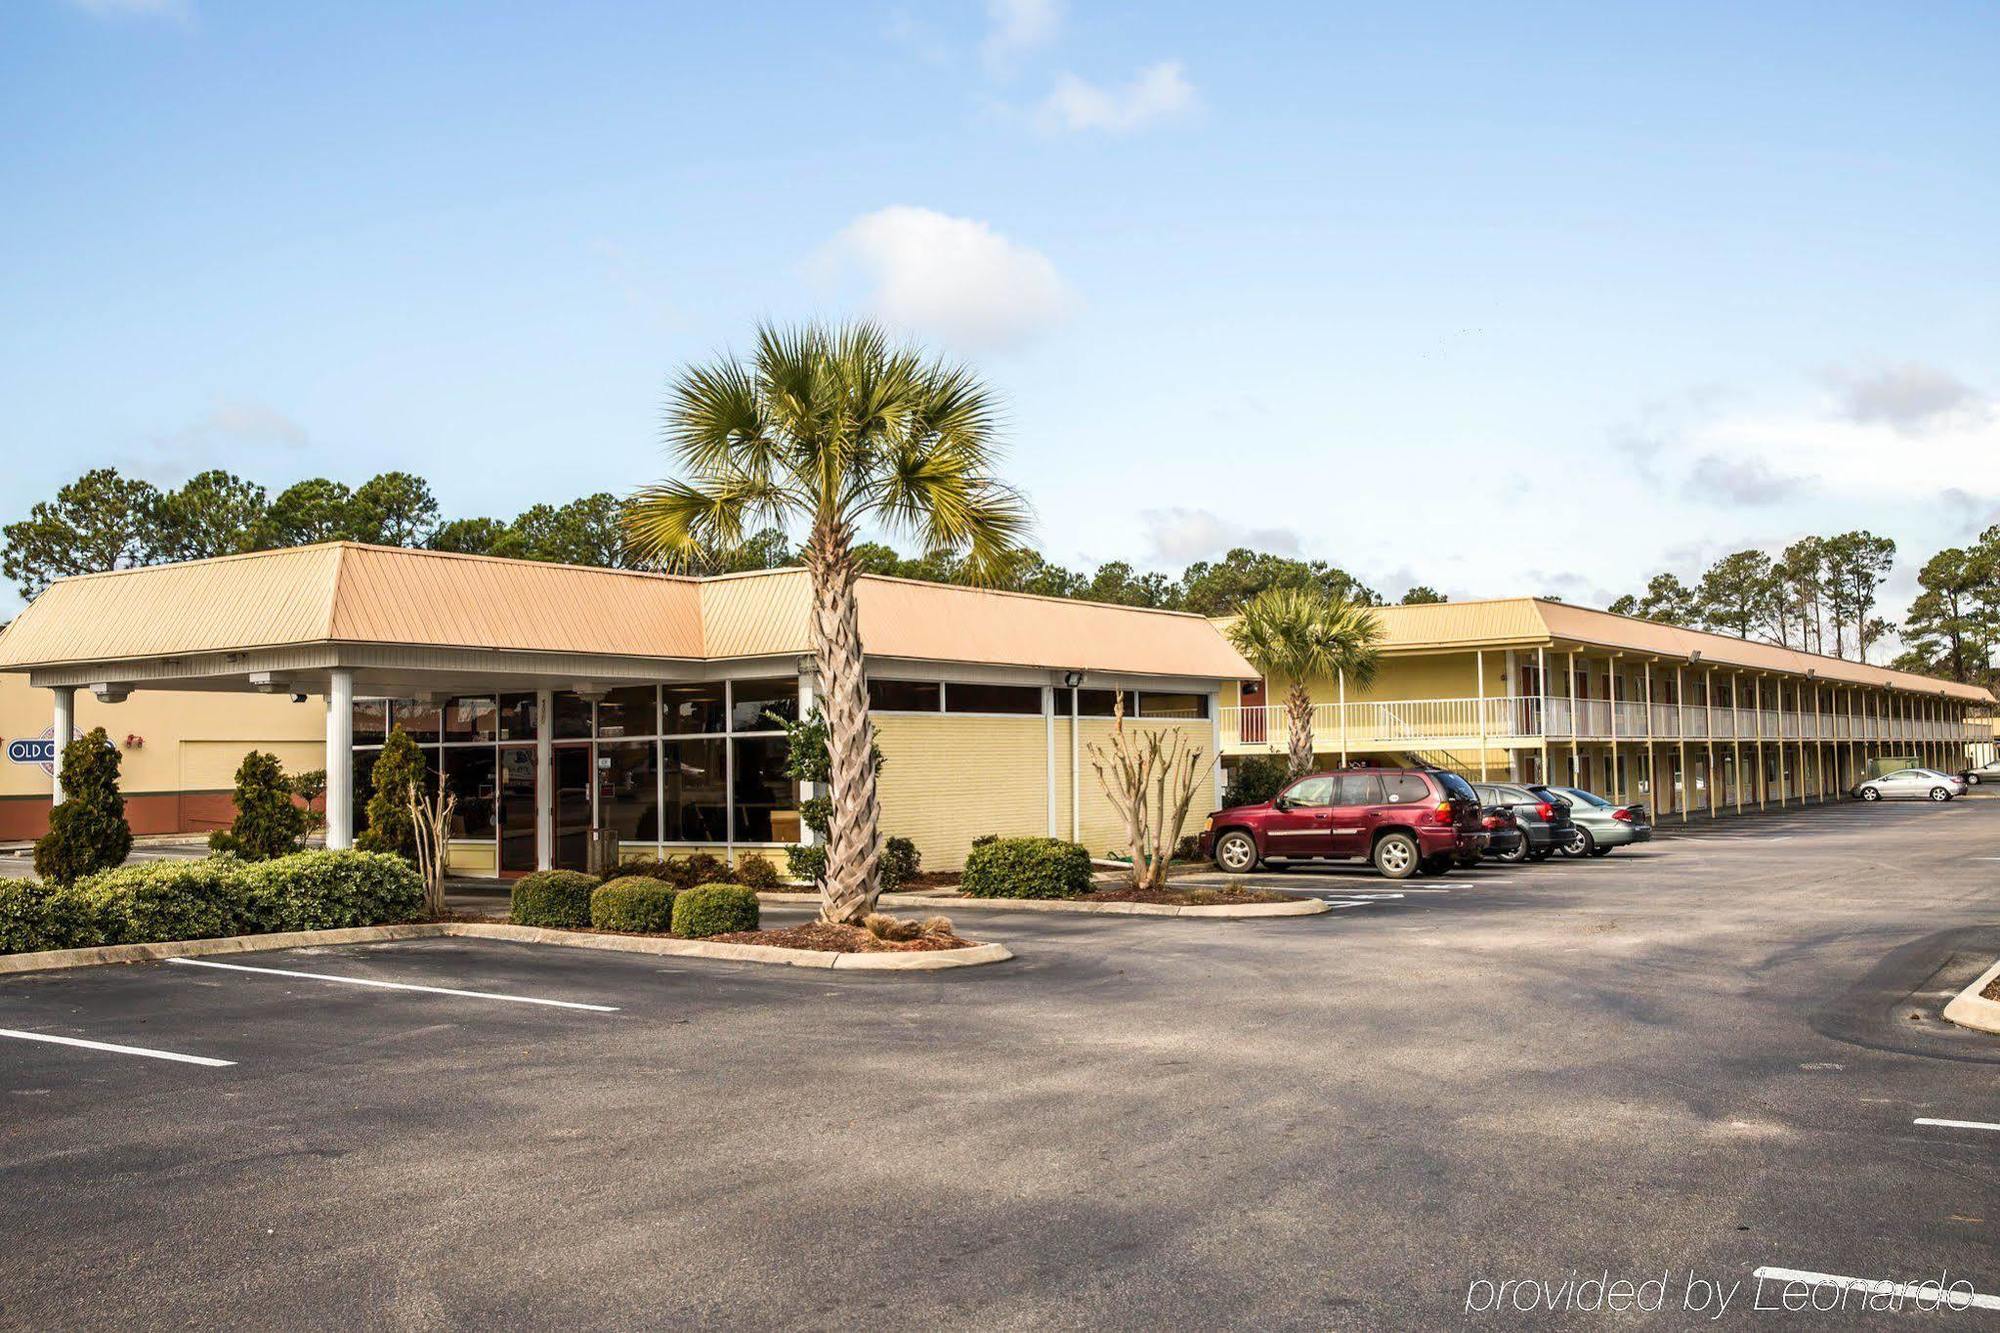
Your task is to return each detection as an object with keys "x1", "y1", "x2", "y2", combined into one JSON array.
[
  {"x1": 1969, "y1": 773, "x2": 1982, "y2": 785},
  {"x1": 1528, "y1": 848, "x2": 1553, "y2": 861},
  {"x1": 1929, "y1": 787, "x2": 1952, "y2": 802},
  {"x1": 1559, "y1": 827, "x2": 1593, "y2": 858},
  {"x1": 1860, "y1": 787, "x2": 1881, "y2": 802},
  {"x1": 1588, "y1": 843, "x2": 1614, "y2": 857},
  {"x1": 1213, "y1": 830, "x2": 1258, "y2": 873},
  {"x1": 1493, "y1": 838, "x2": 1528, "y2": 864},
  {"x1": 1373, "y1": 832, "x2": 1419, "y2": 880}
]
